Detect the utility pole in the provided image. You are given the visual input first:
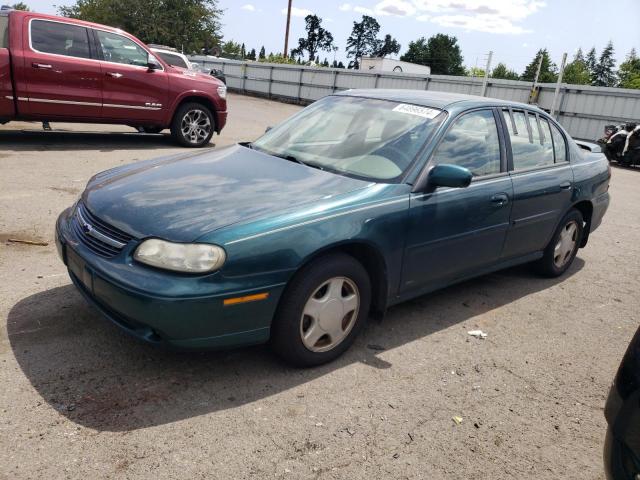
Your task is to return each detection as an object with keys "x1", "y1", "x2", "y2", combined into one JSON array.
[
  {"x1": 480, "y1": 51, "x2": 493, "y2": 97},
  {"x1": 283, "y1": 0, "x2": 292, "y2": 58},
  {"x1": 550, "y1": 52, "x2": 568, "y2": 117},
  {"x1": 529, "y1": 54, "x2": 543, "y2": 104}
]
